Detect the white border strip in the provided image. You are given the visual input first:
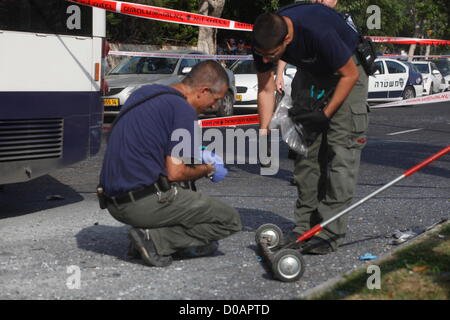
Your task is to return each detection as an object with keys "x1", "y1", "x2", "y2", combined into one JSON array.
[{"x1": 109, "y1": 50, "x2": 254, "y2": 60}]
